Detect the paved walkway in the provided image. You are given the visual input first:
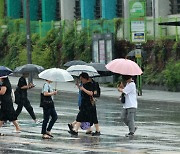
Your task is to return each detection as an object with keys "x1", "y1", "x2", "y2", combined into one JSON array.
[{"x1": 9, "y1": 76, "x2": 180, "y2": 103}]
